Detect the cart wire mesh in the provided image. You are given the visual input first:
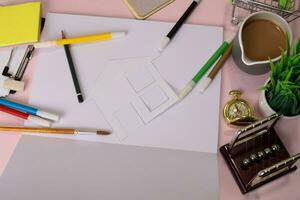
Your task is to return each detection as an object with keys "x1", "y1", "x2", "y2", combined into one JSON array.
[{"x1": 231, "y1": 0, "x2": 300, "y2": 24}]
